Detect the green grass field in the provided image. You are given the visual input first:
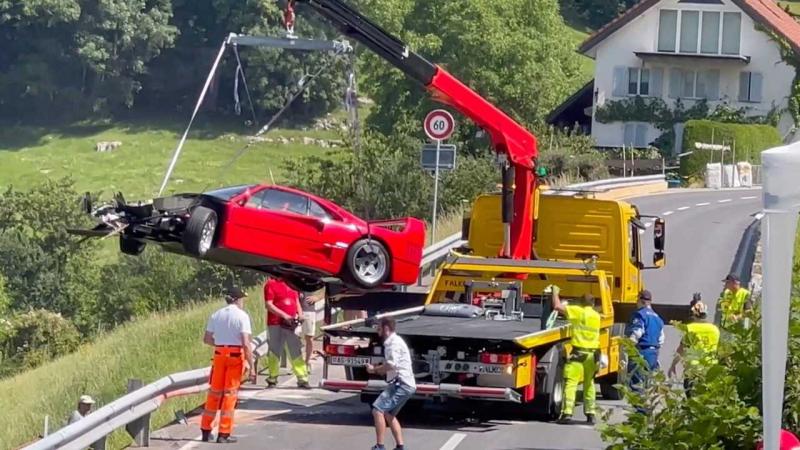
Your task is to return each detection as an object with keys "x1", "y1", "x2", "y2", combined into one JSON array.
[
  {"x1": 0, "y1": 293, "x2": 266, "y2": 450},
  {"x1": 778, "y1": 0, "x2": 800, "y2": 15},
  {"x1": 0, "y1": 116, "x2": 341, "y2": 200}
]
